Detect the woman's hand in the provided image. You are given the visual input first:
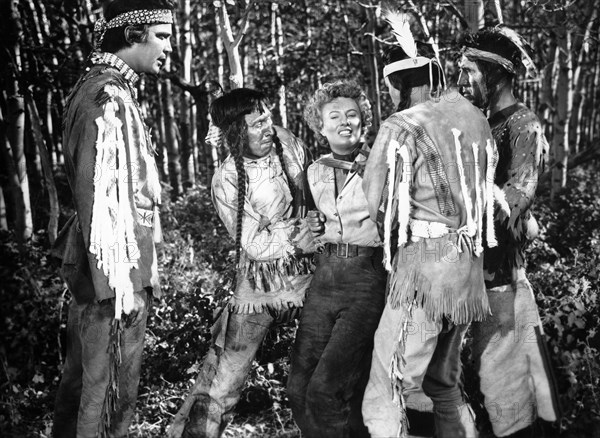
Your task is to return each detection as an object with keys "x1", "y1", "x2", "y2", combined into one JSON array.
[{"x1": 307, "y1": 210, "x2": 326, "y2": 237}]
